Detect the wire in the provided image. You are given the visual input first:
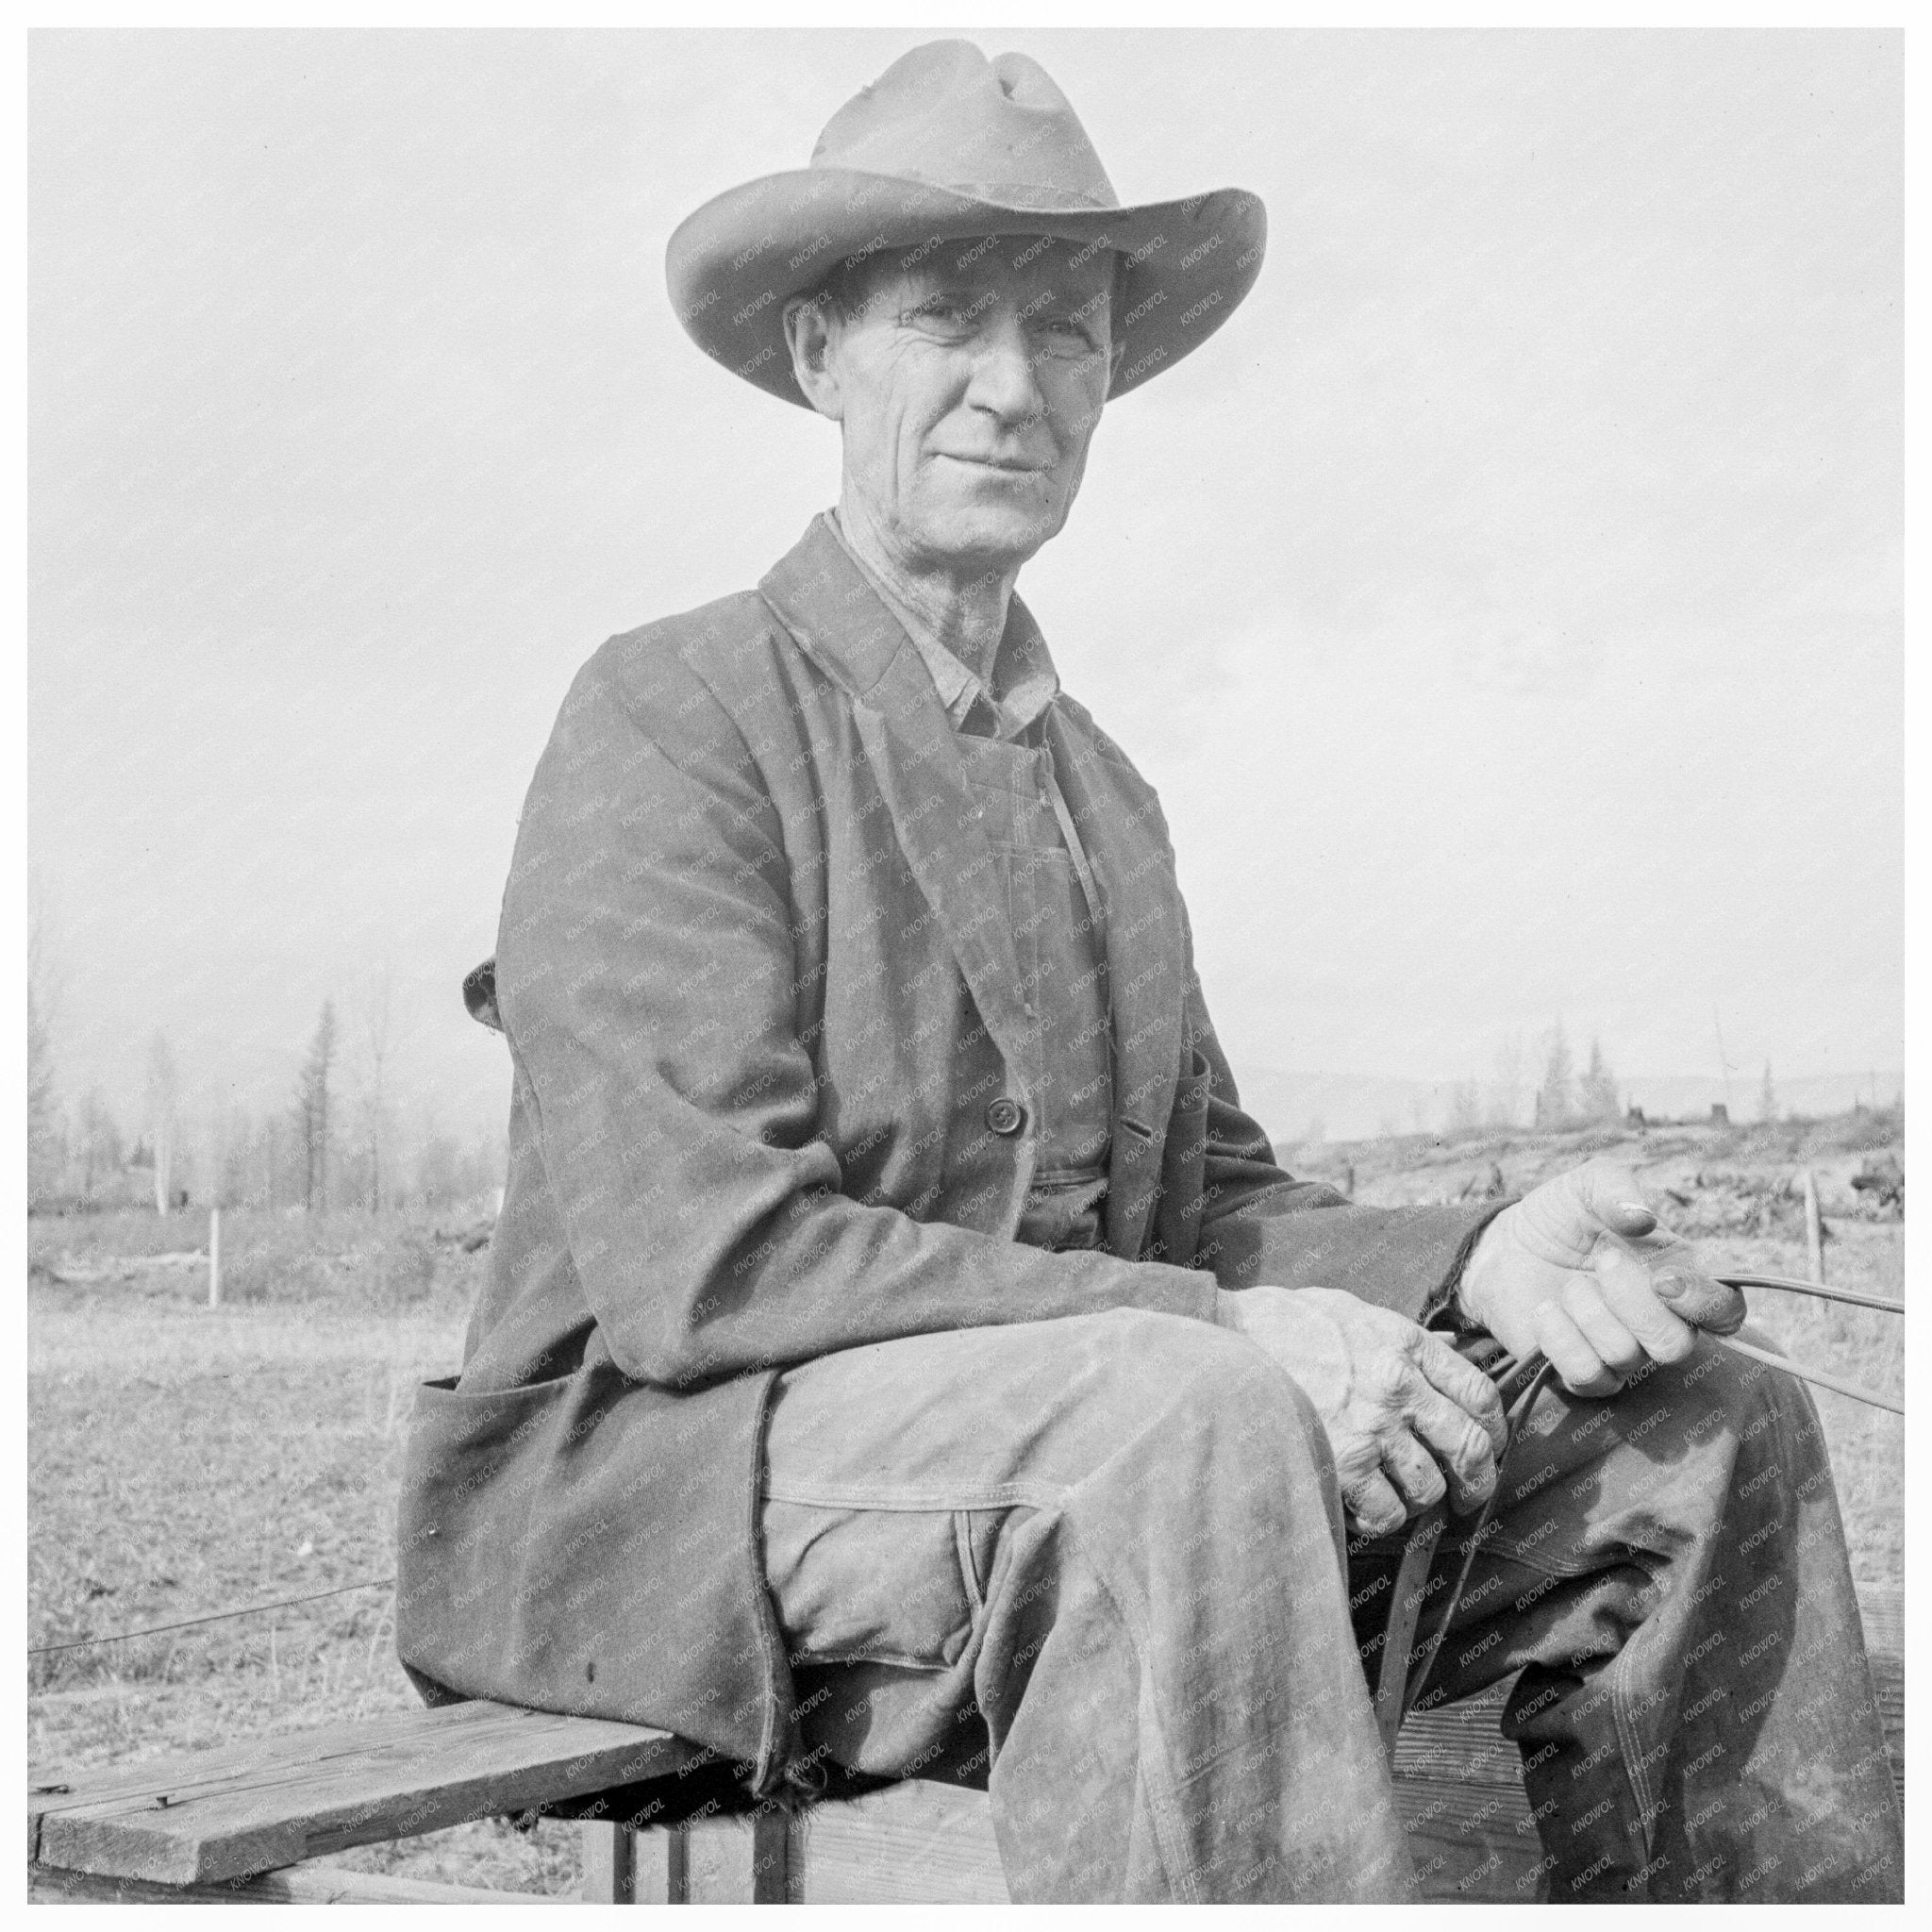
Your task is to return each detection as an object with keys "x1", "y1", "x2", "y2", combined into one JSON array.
[
  {"x1": 1402, "y1": 1351, "x2": 1557, "y2": 1717},
  {"x1": 1399, "y1": 1270, "x2": 1906, "y2": 1718},
  {"x1": 28, "y1": 1577, "x2": 395, "y2": 1657},
  {"x1": 1714, "y1": 1272, "x2": 1904, "y2": 1316},
  {"x1": 1707, "y1": 1331, "x2": 1902, "y2": 1415}
]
